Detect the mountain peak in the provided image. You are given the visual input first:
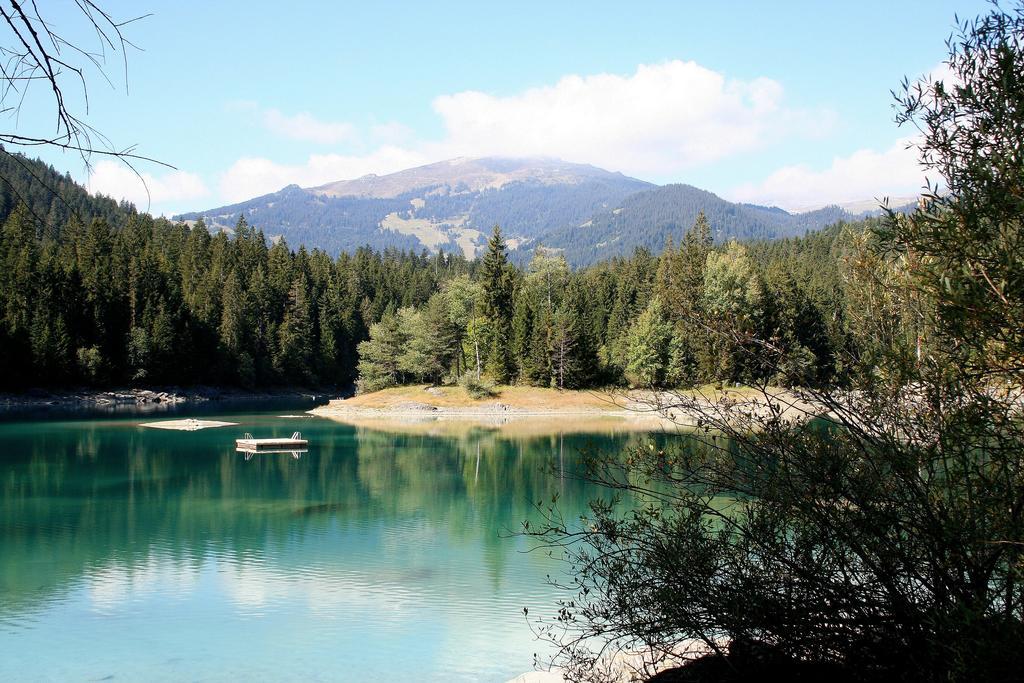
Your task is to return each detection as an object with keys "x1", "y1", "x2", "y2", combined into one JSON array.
[{"x1": 308, "y1": 156, "x2": 637, "y2": 199}]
